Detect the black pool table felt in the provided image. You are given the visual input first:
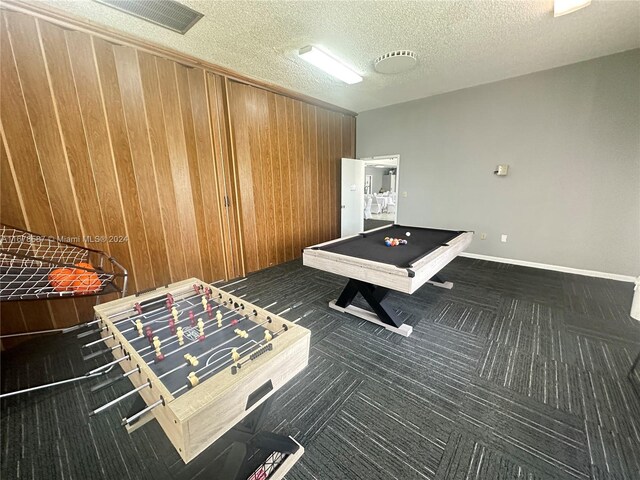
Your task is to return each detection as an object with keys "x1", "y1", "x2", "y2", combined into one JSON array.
[{"x1": 313, "y1": 225, "x2": 465, "y2": 269}]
